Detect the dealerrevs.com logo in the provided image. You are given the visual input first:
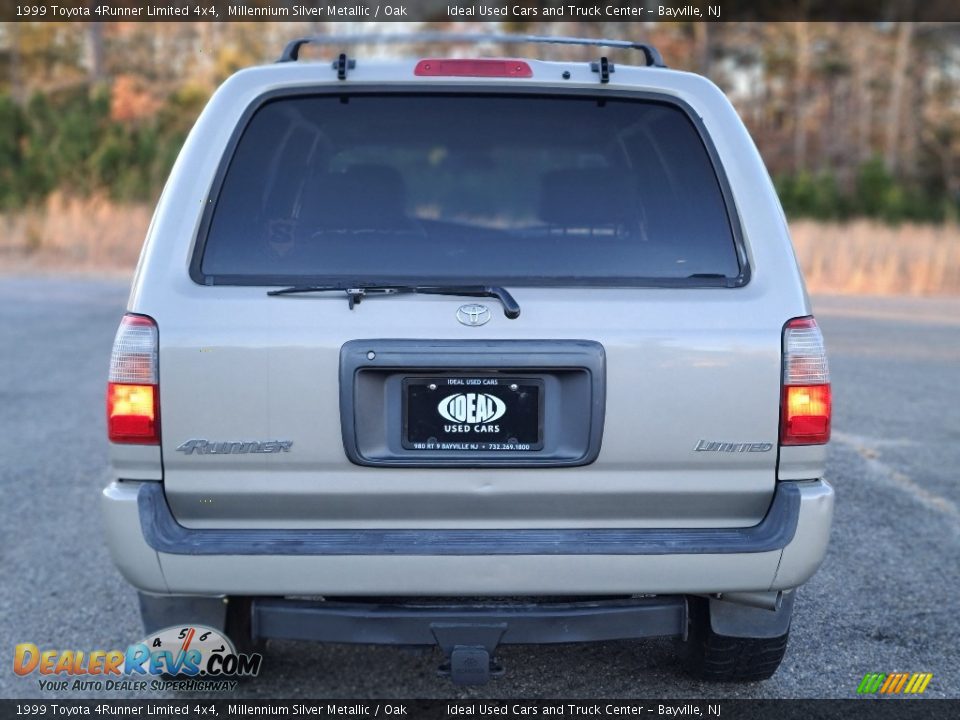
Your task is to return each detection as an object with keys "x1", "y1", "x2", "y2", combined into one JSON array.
[{"x1": 14, "y1": 625, "x2": 262, "y2": 692}]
